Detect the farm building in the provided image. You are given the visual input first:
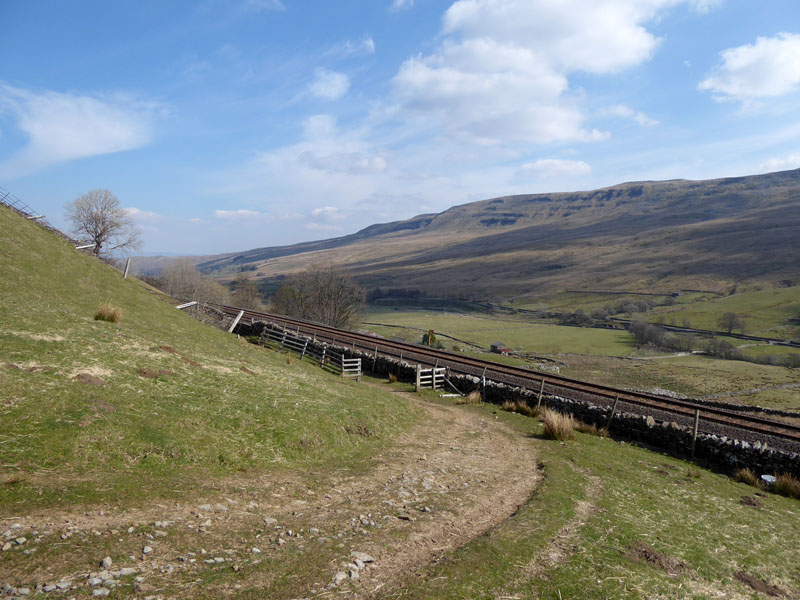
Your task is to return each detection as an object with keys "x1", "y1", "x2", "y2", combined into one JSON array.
[{"x1": 490, "y1": 341, "x2": 511, "y2": 354}]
